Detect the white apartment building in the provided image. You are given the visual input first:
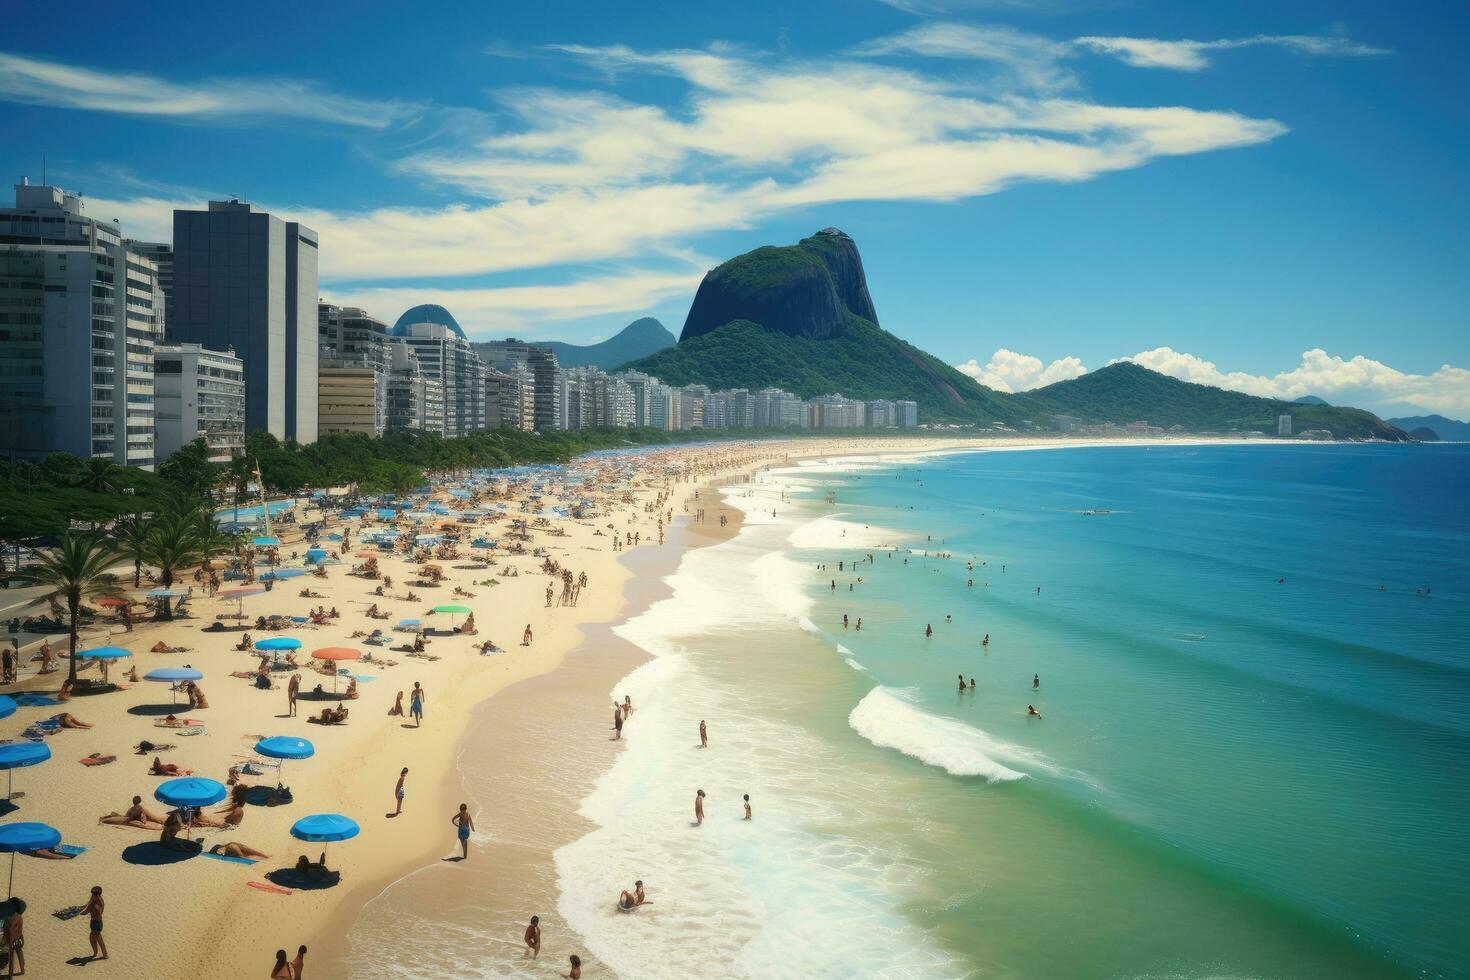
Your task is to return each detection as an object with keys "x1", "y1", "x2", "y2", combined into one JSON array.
[{"x1": 153, "y1": 342, "x2": 245, "y2": 462}]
